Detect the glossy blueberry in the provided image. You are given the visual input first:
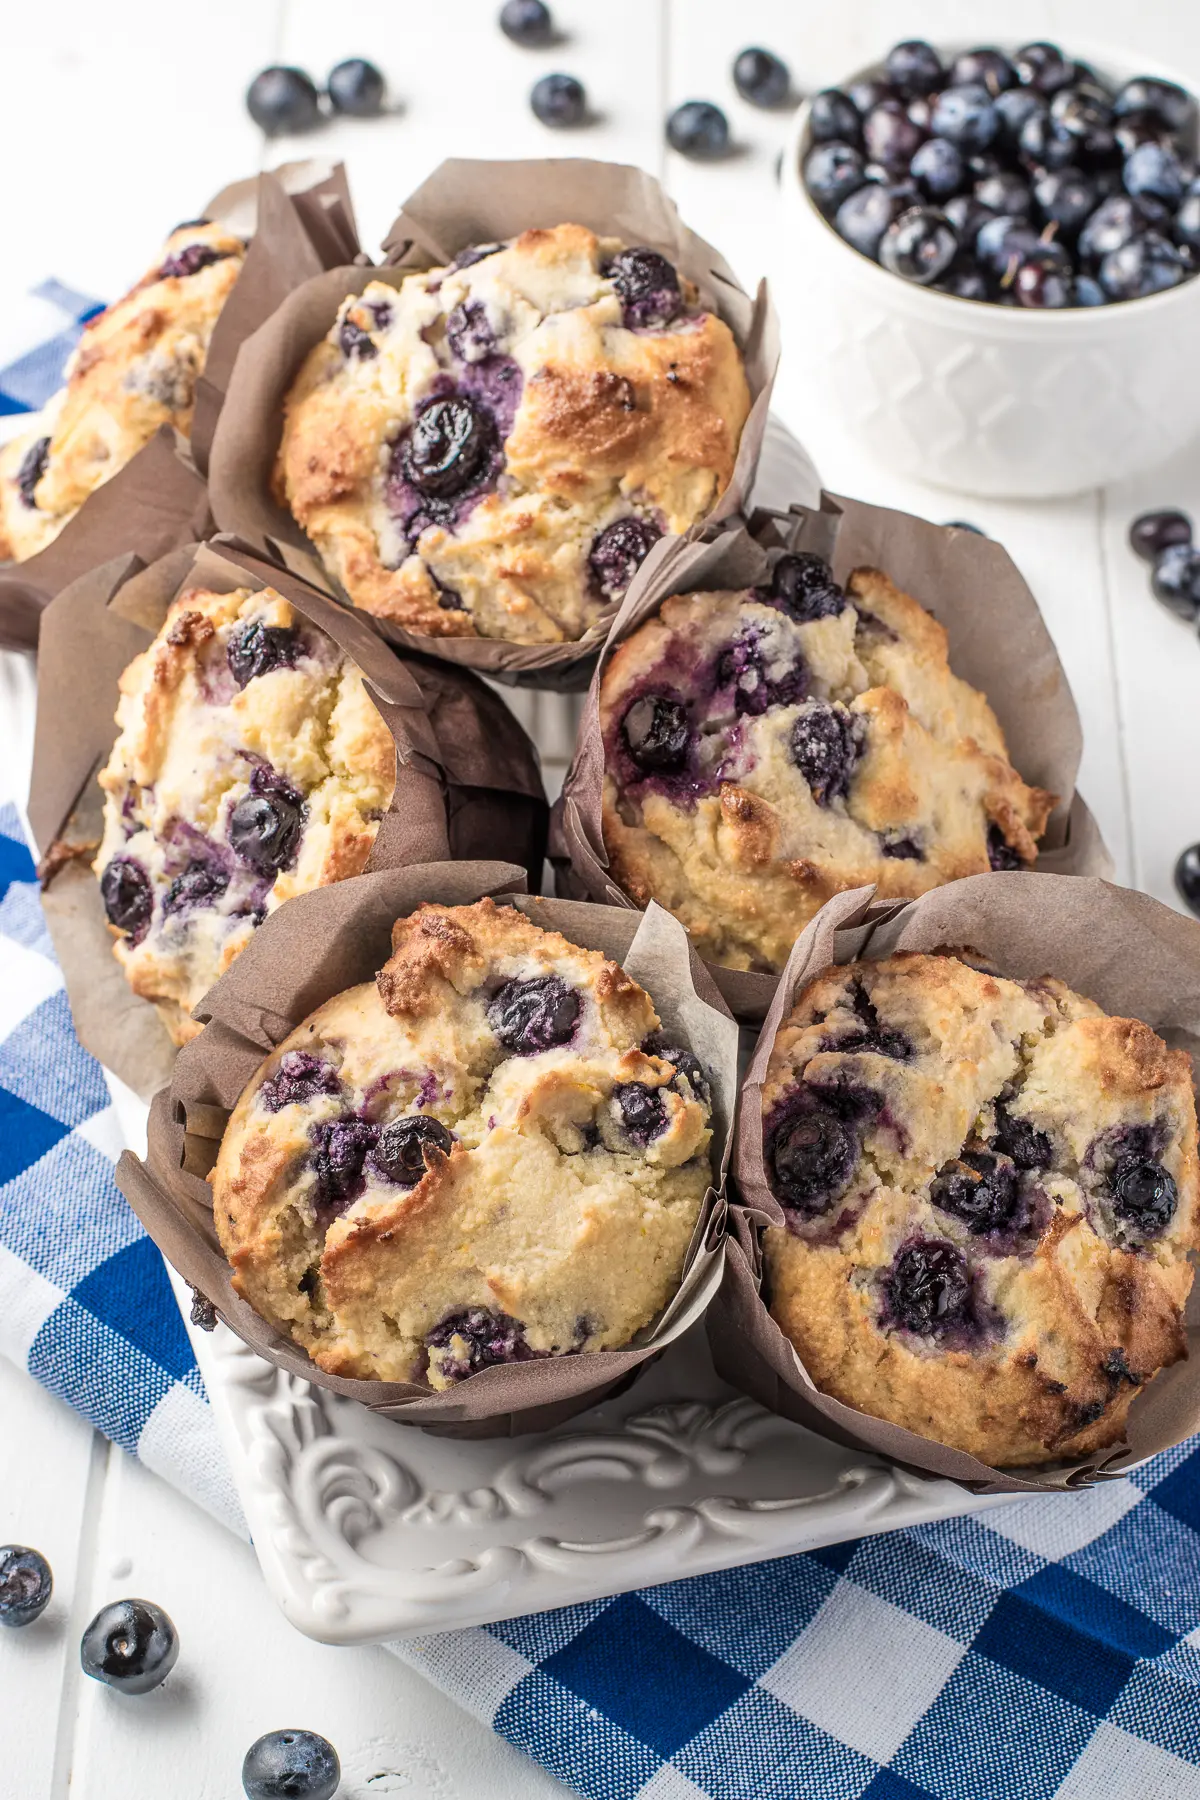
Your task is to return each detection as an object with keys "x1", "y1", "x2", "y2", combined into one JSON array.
[
  {"x1": 1129, "y1": 508, "x2": 1193, "y2": 562},
  {"x1": 879, "y1": 206, "x2": 958, "y2": 284},
  {"x1": 1124, "y1": 140, "x2": 1189, "y2": 204},
  {"x1": 612, "y1": 1081, "x2": 668, "y2": 1144},
  {"x1": 993, "y1": 1103, "x2": 1053, "y2": 1170},
  {"x1": 1075, "y1": 273, "x2": 1108, "y2": 305},
  {"x1": 949, "y1": 49, "x2": 1016, "y2": 94},
  {"x1": 975, "y1": 214, "x2": 1043, "y2": 275},
  {"x1": 769, "y1": 1107, "x2": 859, "y2": 1218},
  {"x1": 327, "y1": 57, "x2": 385, "y2": 118},
  {"x1": 1177, "y1": 192, "x2": 1200, "y2": 252},
  {"x1": 847, "y1": 77, "x2": 889, "y2": 118},
  {"x1": 605, "y1": 246, "x2": 682, "y2": 328},
  {"x1": 931, "y1": 1151, "x2": 1021, "y2": 1234},
  {"x1": 965, "y1": 149, "x2": 1002, "y2": 183},
  {"x1": 1100, "y1": 231, "x2": 1187, "y2": 299},
  {"x1": 100, "y1": 858, "x2": 153, "y2": 937},
  {"x1": 884, "y1": 40, "x2": 944, "y2": 99},
  {"x1": 1011, "y1": 247, "x2": 1074, "y2": 308},
  {"x1": 246, "y1": 66, "x2": 322, "y2": 136},
  {"x1": 337, "y1": 318, "x2": 377, "y2": 360},
  {"x1": 835, "y1": 181, "x2": 904, "y2": 257},
  {"x1": 884, "y1": 1239, "x2": 973, "y2": 1336},
  {"x1": 402, "y1": 396, "x2": 495, "y2": 499},
  {"x1": 1151, "y1": 544, "x2": 1200, "y2": 619},
  {"x1": 446, "y1": 299, "x2": 495, "y2": 363},
  {"x1": 804, "y1": 140, "x2": 867, "y2": 211},
  {"x1": 1175, "y1": 843, "x2": 1200, "y2": 917},
  {"x1": 733, "y1": 46, "x2": 790, "y2": 109},
  {"x1": 260, "y1": 1050, "x2": 341, "y2": 1113},
  {"x1": 1079, "y1": 194, "x2": 1150, "y2": 263},
  {"x1": 930, "y1": 84, "x2": 998, "y2": 152},
  {"x1": 371, "y1": 1115, "x2": 454, "y2": 1186},
  {"x1": 1114, "y1": 110, "x2": 1171, "y2": 157},
  {"x1": 1114, "y1": 76, "x2": 1196, "y2": 136},
  {"x1": 862, "y1": 100, "x2": 925, "y2": 171},
  {"x1": 1013, "y1": 42, "x2": 1073, "y2": 95},
  {"x1": 588, "y1": 515, "x2": 662, "y2": 602},
  {"x1": 666, "y1": 99, "x2": 730, "y2": 159},
  {"x1": 164, "y1": 859, "x2": 228, "y2": 914},
  {"x1": 426, "y1": 1308, "x2": 536, "y2": 1380},
  {"x1": 622, "y1": 694, "x2": 691, "y2": 774},
  {"x1": 15, "y1": 435, "x2": 49, "y2": 507},
  {"x1": 531, "y1": 72, "x2": 586, "y2": 128},
  {"x1": 942, "y1": 193, "x2": 995, "y2": 242},
  {"x1": 1034, "y1": 167, "x2": 1097, "y2": 234},
  {"x1": 1018, "y1": 110, "x2": 1078, "y2": 171},
  {"x1": 975, "y1": 170, "x2": 1032, "y2": 217},
  {"x1": 768, "y1": 551, "x2": 845, "y2": 620},
  {"x1": 242, "y1": 1729, "x2": 340, "y2": 1800},
  {"x1": 158, "y1": 242, "x2": 230, "y2": 280},
  {"x1": 487, "y1": 974, "x2": 581, "y2": 1055},
  {"x1": 994, "y1": 87, "x2": 1046, "y2": 145},
  {"x1": 790, "y1": 702, "x2": 858, "y2": 805},
  {"x1": 227, "y1": 620, "x2": 298, "y2": 687},
  {"x1": 230, "y1": 783, "x2": 304, "y2": 874},
  {"x1": 80, "y1": 1599, "x2": 178, "y2": 1695},
  {"x1": 310, "y1": 1117, "x2": 377, "y2": 1209},
  {"x1": 0, "y1": 1547, "x2": 52, "y2": 1628},
  {"x1": 499, "y1": 0, "x2": 553, "y2": 46},
  {"x1": 1052, "y1": 84, "x2": 1114, "y2": 141},
  {"x1": 1109, "y1": 1157, "x2": 1178, "y2": 1238},
  {"x1": 642, "y1": 1032, "x2": 710, "y2": 1104},
  {"x1": 910, "y1": 137, "x2": 965, "y2": 201},
  {"x1": 987, "y1": 823, "x2": 1024, "y2": 871},
  {"x1": 809, "y1": 89, "x2": 861, "y2": 145}
]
